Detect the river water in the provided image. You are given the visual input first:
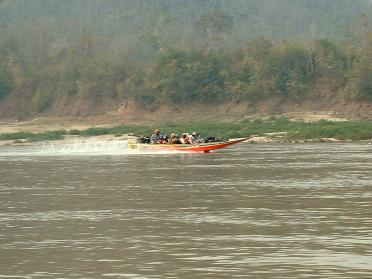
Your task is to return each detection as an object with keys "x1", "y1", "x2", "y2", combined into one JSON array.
[{"x1": 0, "y1": 142, "x2": 371, "y2": 278}]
